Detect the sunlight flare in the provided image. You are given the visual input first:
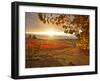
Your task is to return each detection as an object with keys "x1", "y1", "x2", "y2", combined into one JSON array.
[{"x1": 26, "y1": 31, "x2": 67, "y2": 36}]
